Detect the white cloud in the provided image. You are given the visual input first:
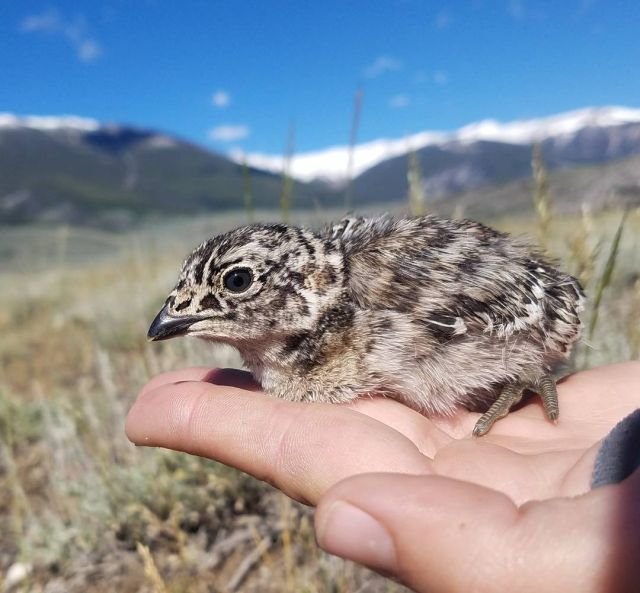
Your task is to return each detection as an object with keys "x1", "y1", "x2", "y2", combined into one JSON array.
[
  {"x1": 507, "y1": 0, "x2": 526, "y2": 20},
  {"x1": 20, "y1": 9, "x2": 103, "y2": 63},
  {"x1": 212, "y1": 90, "x2": 231, "y2": 108},
  {"x1": 435, "y1": 10, "x2": 453, "y2": 29},
  {"x1": 363, "y1": 55, "x2": 402, "y2": 79},
  {"x1": 434, "y1": 70, "x2": 449, "y2": 85},
  {"x1": 77, "y1": 39, "x2": 101, "y2": 62},
  {"x1": 209, "y1": 124, "x2": 250, "y2": 142},
  {"x1": 389, "y1": 94, "x2": 410, "y2": 109},
  {"x1": 20, "y1": 10, "x2": 59, "y2": 32}
]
